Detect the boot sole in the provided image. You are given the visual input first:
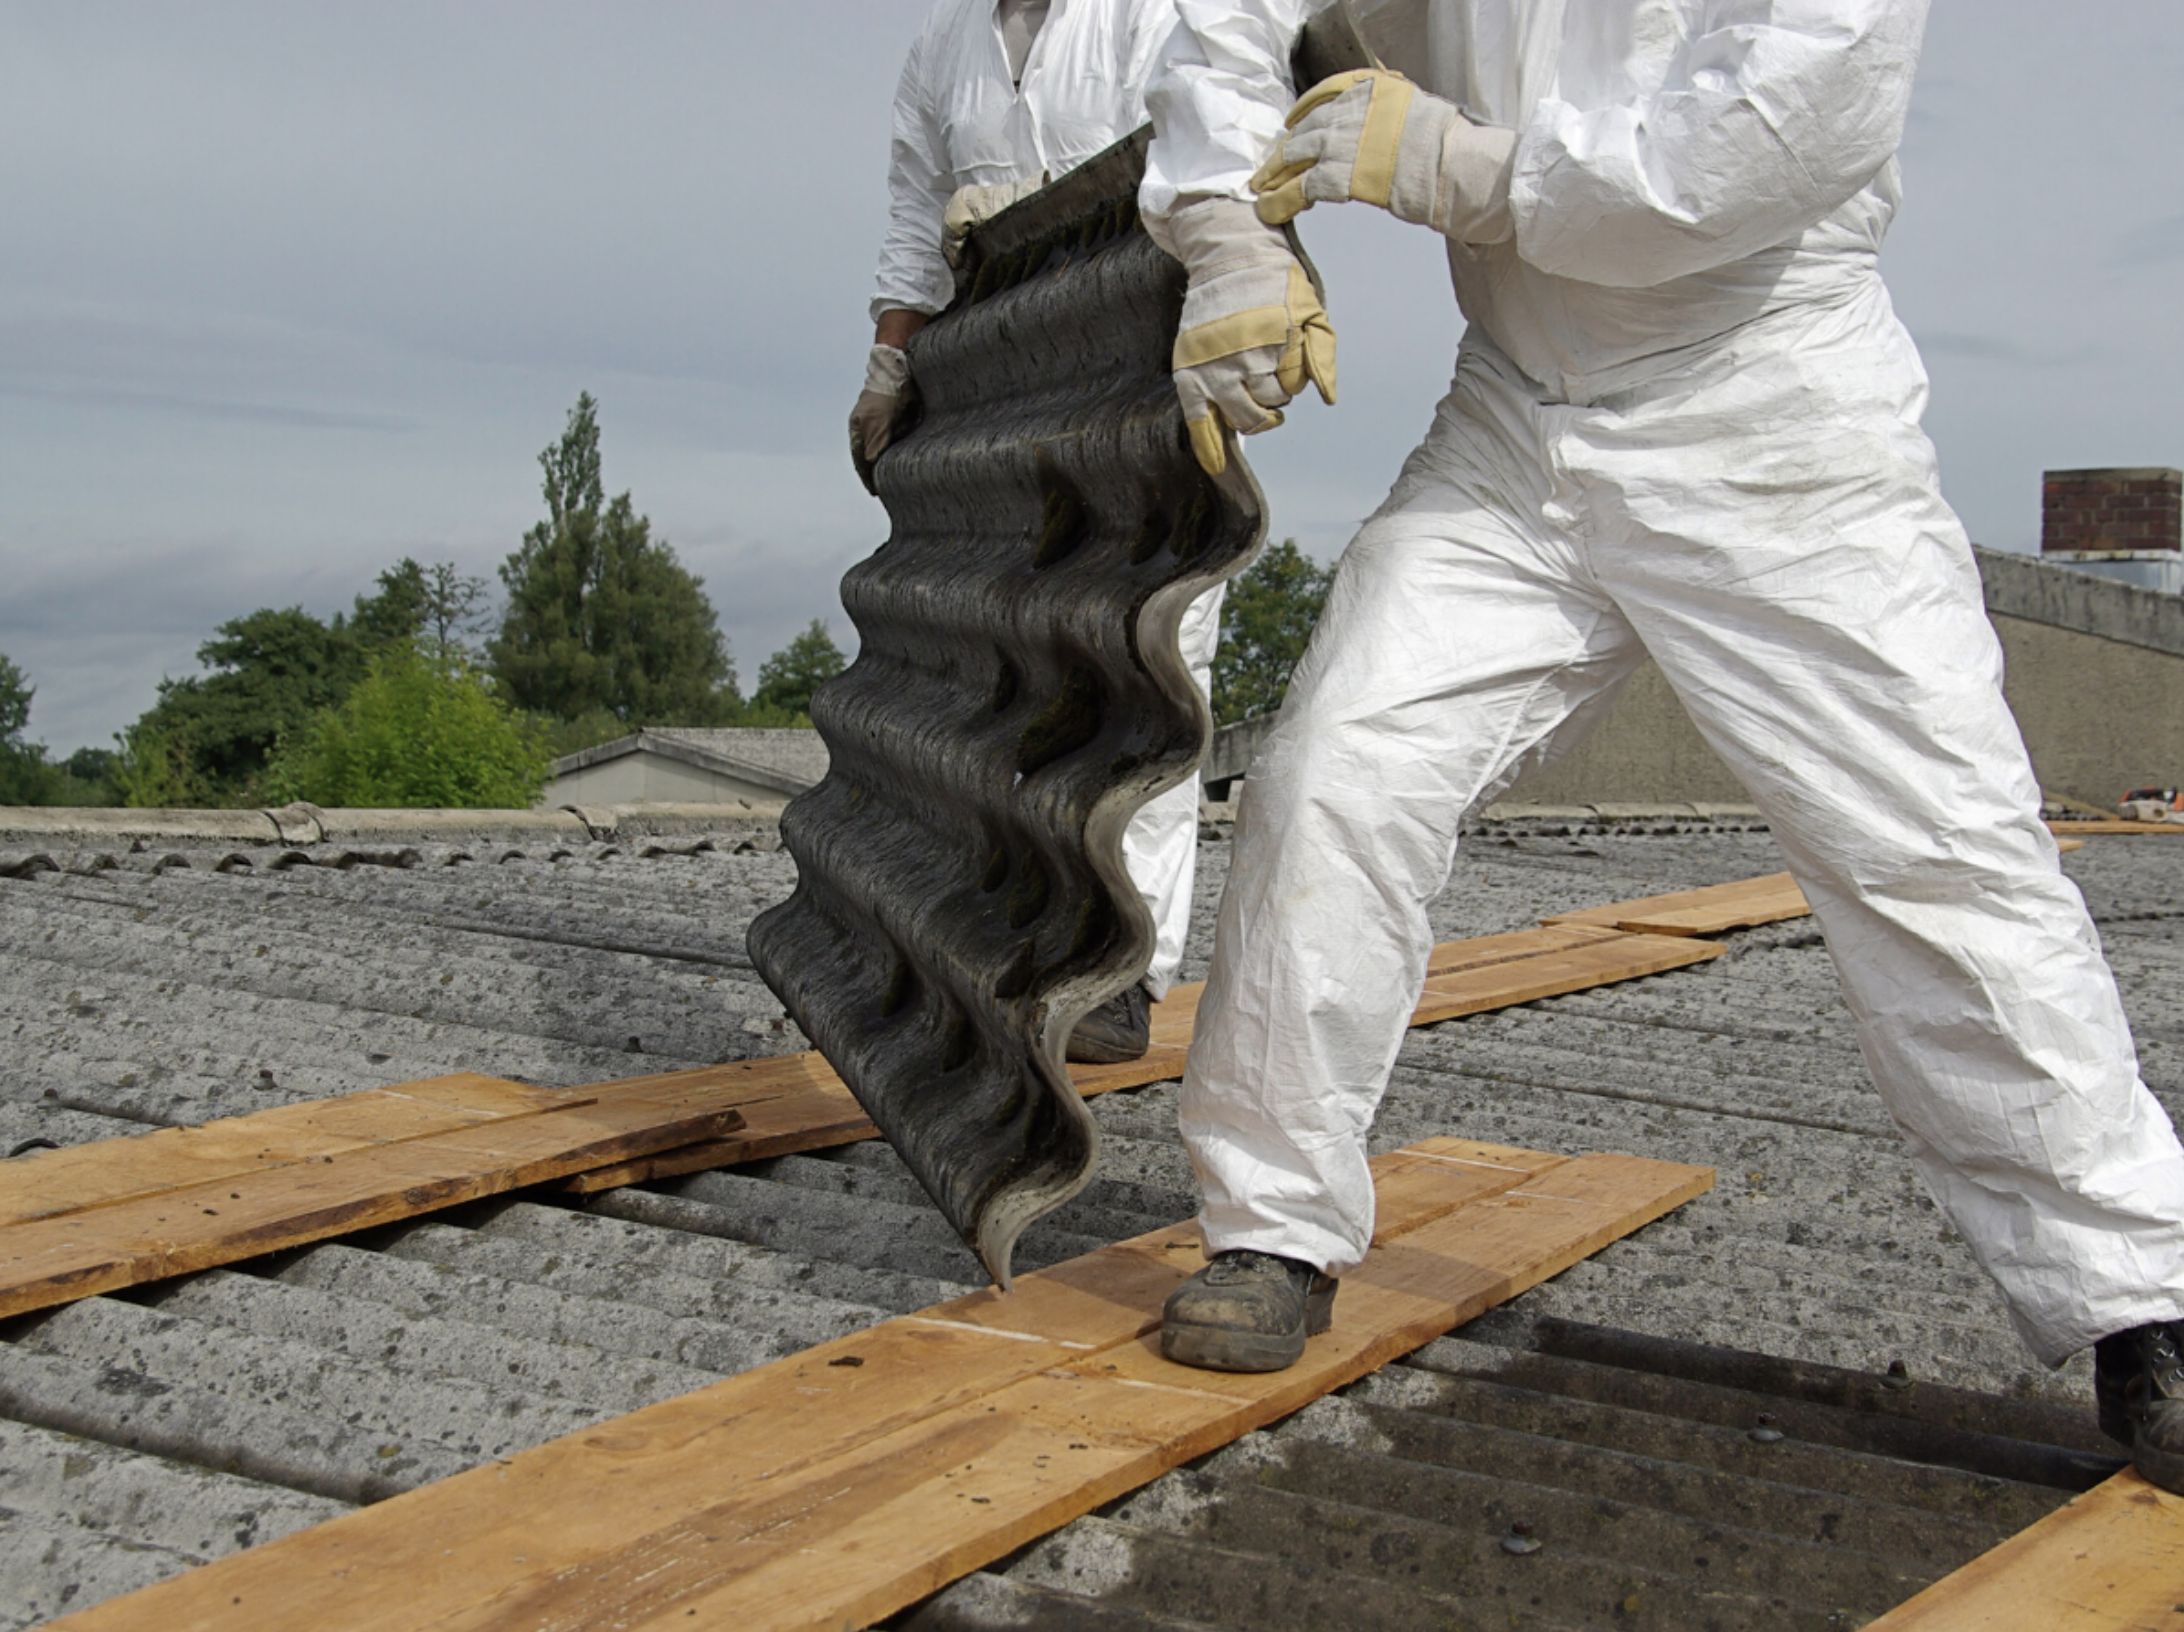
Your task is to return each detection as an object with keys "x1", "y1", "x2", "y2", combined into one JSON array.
[
  {"x1": 1160, "y1": 1283, "x2": 1336, "y2": 1374},
  {"x1": 1064, "y1": 1029, "x2": 1150, "y2": 1065}
]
